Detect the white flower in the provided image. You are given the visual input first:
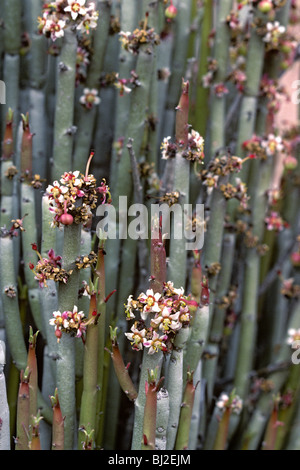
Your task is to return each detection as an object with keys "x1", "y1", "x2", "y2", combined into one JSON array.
[
  {"x1": 125, "y1": 294, "x2": 136, "y2": 319},
  {"x1": 49, "y1": 310, "x2": 62, "y2": 326},
  {"x1": 125, "y1": 325, "x2": 146, "y2": 351},
  {"x1": 164, "y1": 281, "x2": 185, "y2": 297},
  {"x1": 287, "y1": 328, "x2": 300, "y2": 349},
  {"x1": 79, "y1": 88, "x2": 101, "y2": 109},
  {"x1": 263, "y1": 21, "x2": 286, "y2": 46},
  {"x1": 64, "y1": 0, "x2": 87, "y2": 20},
  {"x1": 161, "y1": 136, "x2": 172, "y2": 160},
  {"x1": 138, "y1": 289, "x2": 161, "y2": 320},
  {"x1": 216, "y1": 392, "x2": 242, "y2": 414},
  {"x1": 151, "y1": 307, "x2": 182, "y2": 333},
  {"x1": 143, "y1": 331, "x2": 168, "y2": 355},
  {"x1": 261, "y1": 134, "x2": 284, "y2": 156},
  {"x1": 76, "y1": 9, "x2": 98, "y2": 33},
  {"x1": 216, "y1": 393, "x2": 229, "y2": 410}
]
